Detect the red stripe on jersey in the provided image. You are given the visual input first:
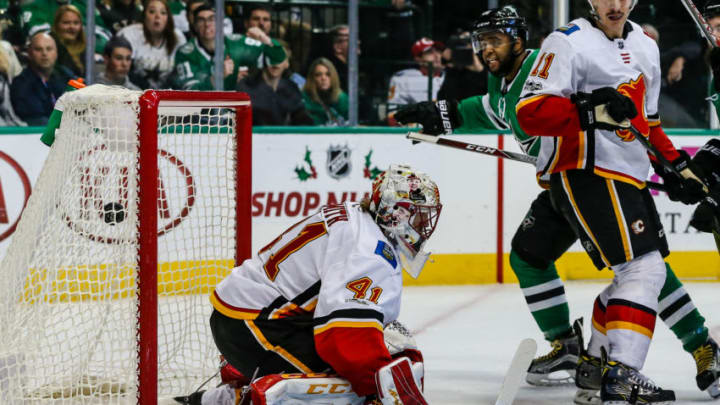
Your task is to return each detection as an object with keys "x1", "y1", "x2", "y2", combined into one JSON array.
[
  {"x1": 606, "y1": 301, "x2": 657, "y2": 337},
  {"x1": 314, "y1": 326, "x2": 392, "y2": 396},
  {"x1": 516, "y1": 95, "x2": 583, "y2": 138},
  {"x1": 592, "y1": 297, "x2": 607, "y2": 334},
  {"x1": 648, "y1": 125, "x2": 681, "y2": 162},
  {"x1": 549, "y1": 131, "x2": 585, "y2": 173},
  {"x1": 210, "y1": 290, "x2": 261, "y2": 319},
  {"x1": 593, "y1": 166, "x2": 646, "y2": 188}
]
